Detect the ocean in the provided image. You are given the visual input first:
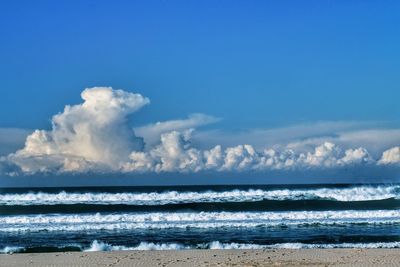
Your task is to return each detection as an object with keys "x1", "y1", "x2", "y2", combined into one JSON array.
[{"x1": 0, "y1": 184, "x2": 399, "y2": 253}]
